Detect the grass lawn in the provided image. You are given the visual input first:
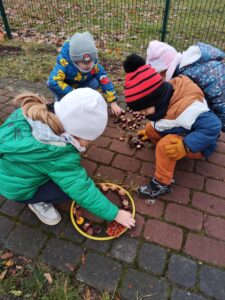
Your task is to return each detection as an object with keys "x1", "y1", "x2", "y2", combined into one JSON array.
[
  {"x1": 0, "y1": 248, "x2": 112, "y2": 300},
  {"x1": 0, "y1": 39, "x2": 125, "y2": 94},
  {"x1": 3, "y1": 0, "x2": 225, "y2": 54}
]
